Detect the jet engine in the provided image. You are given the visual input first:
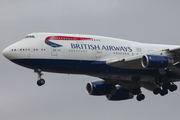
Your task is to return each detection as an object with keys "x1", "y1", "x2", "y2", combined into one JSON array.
[
  {"x1": 141, "y1": 55, "x2": 174, "y2": 68},
  {"x1": 86, "y1": 82, "x2": 116, "y2": 96},
  {"x1": 106, "y1": 87, "x2": 133, "y2": 101}
]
